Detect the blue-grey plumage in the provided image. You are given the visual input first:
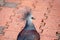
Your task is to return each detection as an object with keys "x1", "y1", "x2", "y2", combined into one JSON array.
[
  {"x1": 17, "y1": 10, "x2": 40, "y2": 40},
  {"x1": 24, "y1": 21, "x2": 36, "y2": 30},
  {"x1": 17, "y1": 30, "x2": 40, "y2": 40}
]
